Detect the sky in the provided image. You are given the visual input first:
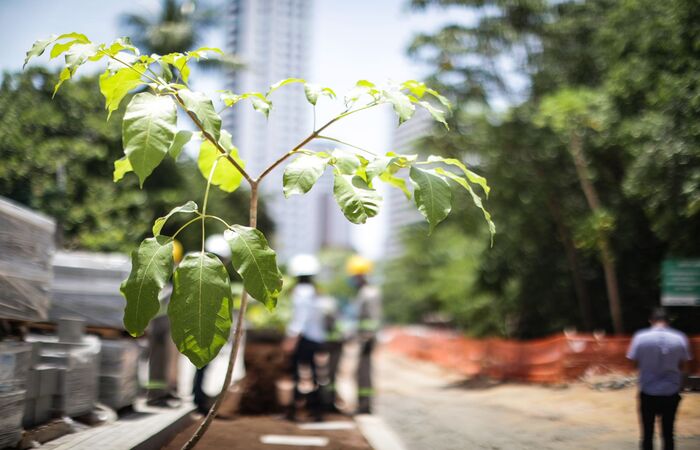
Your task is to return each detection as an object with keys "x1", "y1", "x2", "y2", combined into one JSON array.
[{"x1": 0, "y1": 0, "x2": 474, "y2": 258}]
